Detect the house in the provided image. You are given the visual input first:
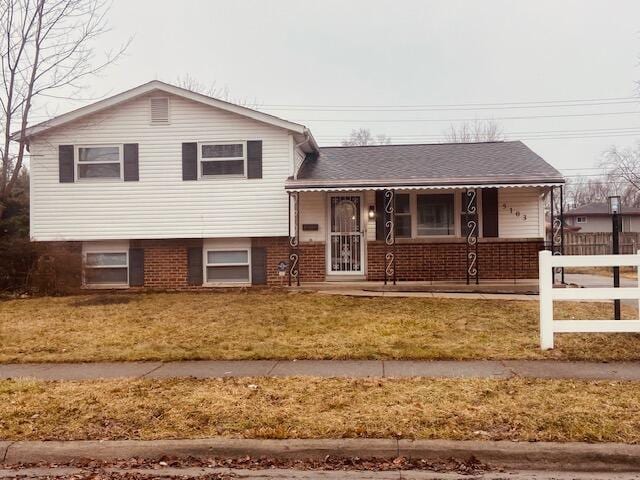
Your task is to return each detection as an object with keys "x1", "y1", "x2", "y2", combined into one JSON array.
[
  {"x1": 564, "y1": 203, "x2": 640, "y2": 233},
  {"x1": 18, "y1": 80, "x2": 564, "y2": 289}
]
